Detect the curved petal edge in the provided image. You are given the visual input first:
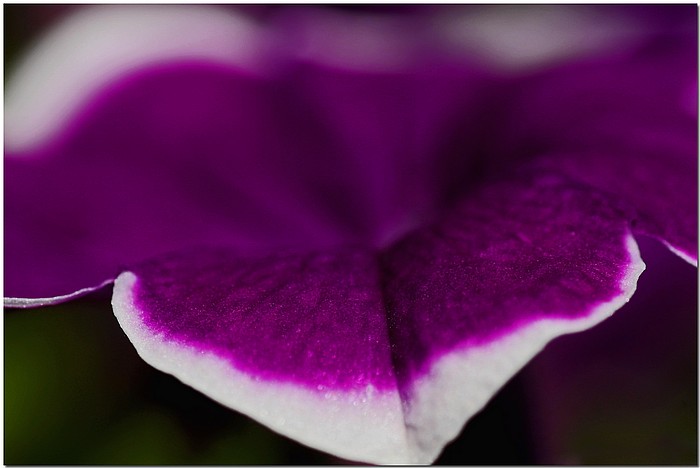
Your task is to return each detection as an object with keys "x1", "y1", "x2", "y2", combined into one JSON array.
[
  {"x1": 4, "y1": 279, "x2": 114, "y2": 309},
  {"x1": 110, "y1": 232, "x2": 645, "y2": 463},
  {"x1": 112, "y1": 271, "x2": 420, "y2": 464},
  {"x1": 5, "y1": 5, "x2": 268, "y2": 153},
  {"x1": 402, "y1": 233, "x2": 646, "y2": 461},
  {"x1": 661, "y1": 240, "x2": 698, "y2": 267}
]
